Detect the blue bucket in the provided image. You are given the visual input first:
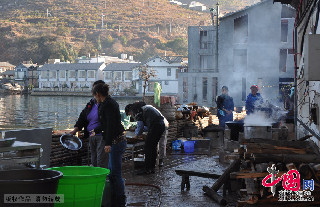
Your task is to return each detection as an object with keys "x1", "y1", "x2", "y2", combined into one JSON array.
[
  {"x1": 172, "y1": 140, "x2": 182, "y2": 150},
  {"x1": 184, "y1": 141, "x2": 195, "y2": 153}
]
